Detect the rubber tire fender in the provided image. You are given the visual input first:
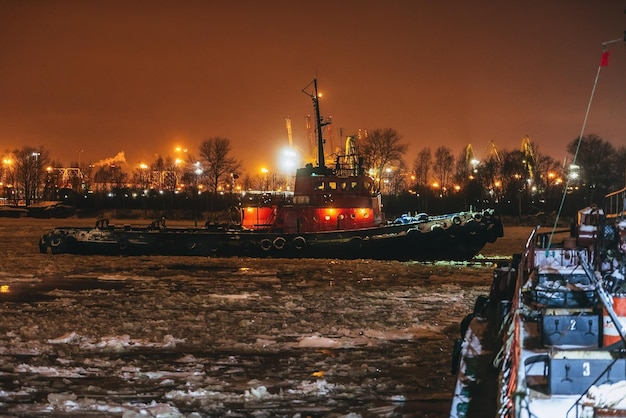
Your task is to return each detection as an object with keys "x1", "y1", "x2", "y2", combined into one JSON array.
[
  {"x1": 273, "y1": 237, "x2": 286, "y2": 250},
  {"x1": 260, "y1": 239, "x2": 272, "y2": 251},
  {"x1": 292, "y1": 236, "x2": 306, "y2": 250}
]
